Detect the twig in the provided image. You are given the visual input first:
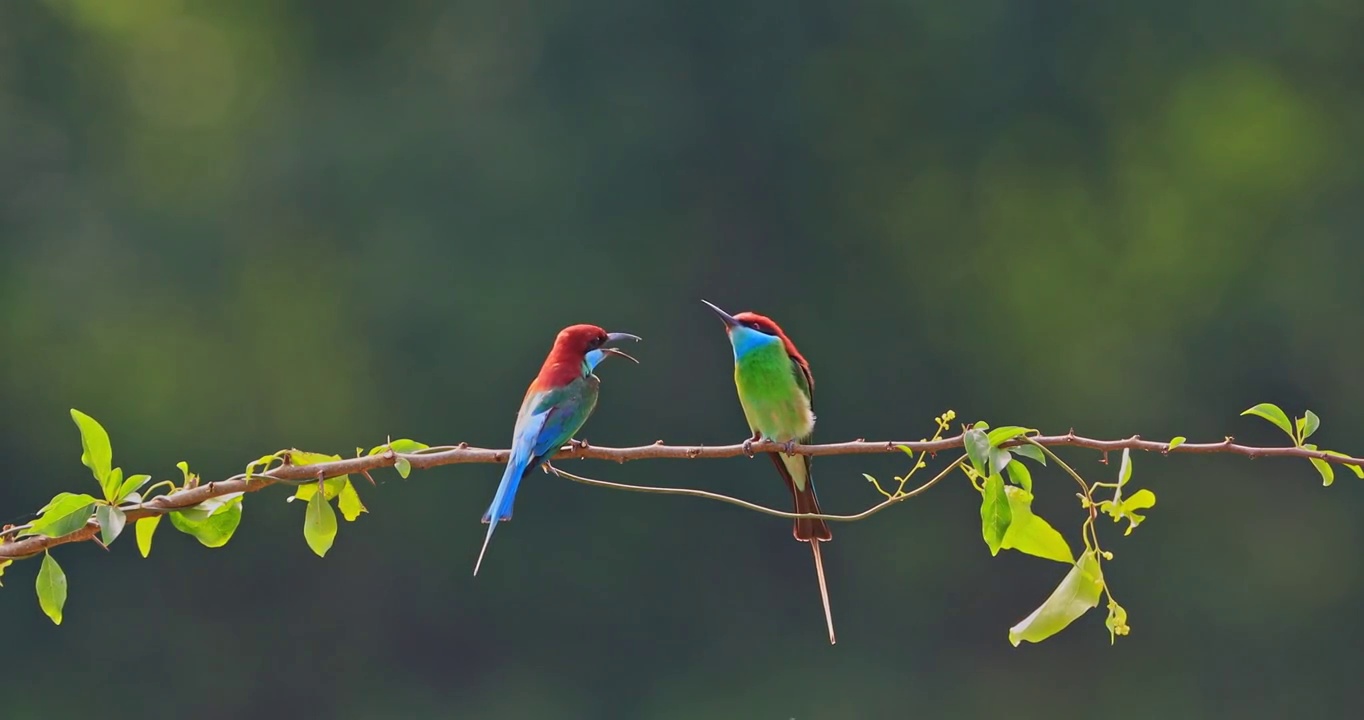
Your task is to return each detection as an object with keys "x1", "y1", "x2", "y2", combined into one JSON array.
[{"x1": 2, "y1": 433, "x2": 1360, "y2": 560}]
